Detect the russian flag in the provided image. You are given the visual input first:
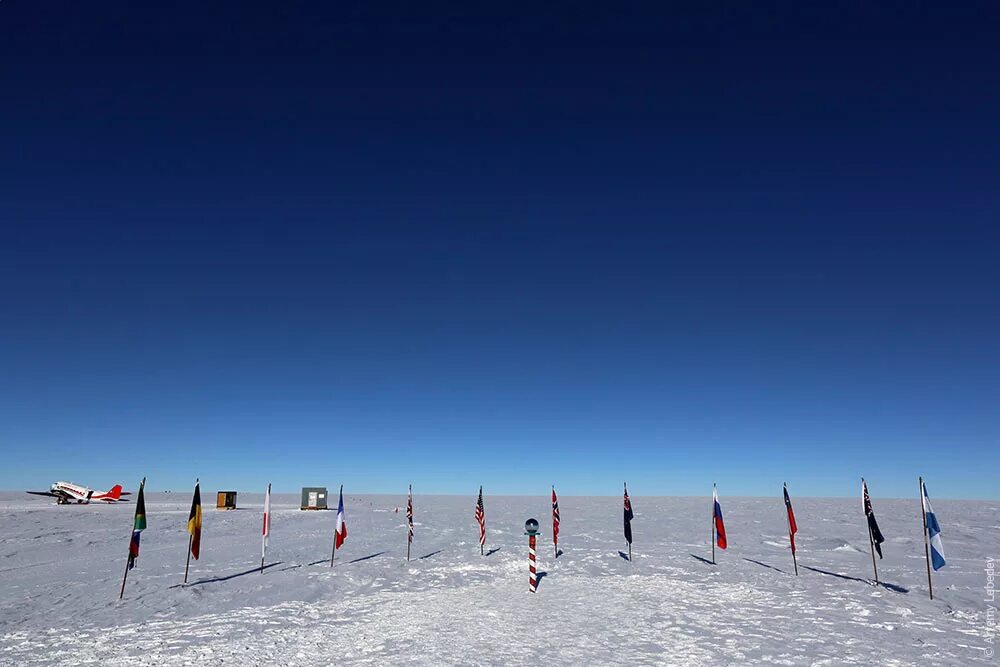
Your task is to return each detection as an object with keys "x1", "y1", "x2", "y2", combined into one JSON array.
[
  {"x1": 921, "y1": 480, "x2": 945, "y2": 570},
  {"x1": 335, "y1": 485, "x2": 348, "y2": 549},
  {"x1": 713, "y1": 484, "x2": 727, "y2": 550}
]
